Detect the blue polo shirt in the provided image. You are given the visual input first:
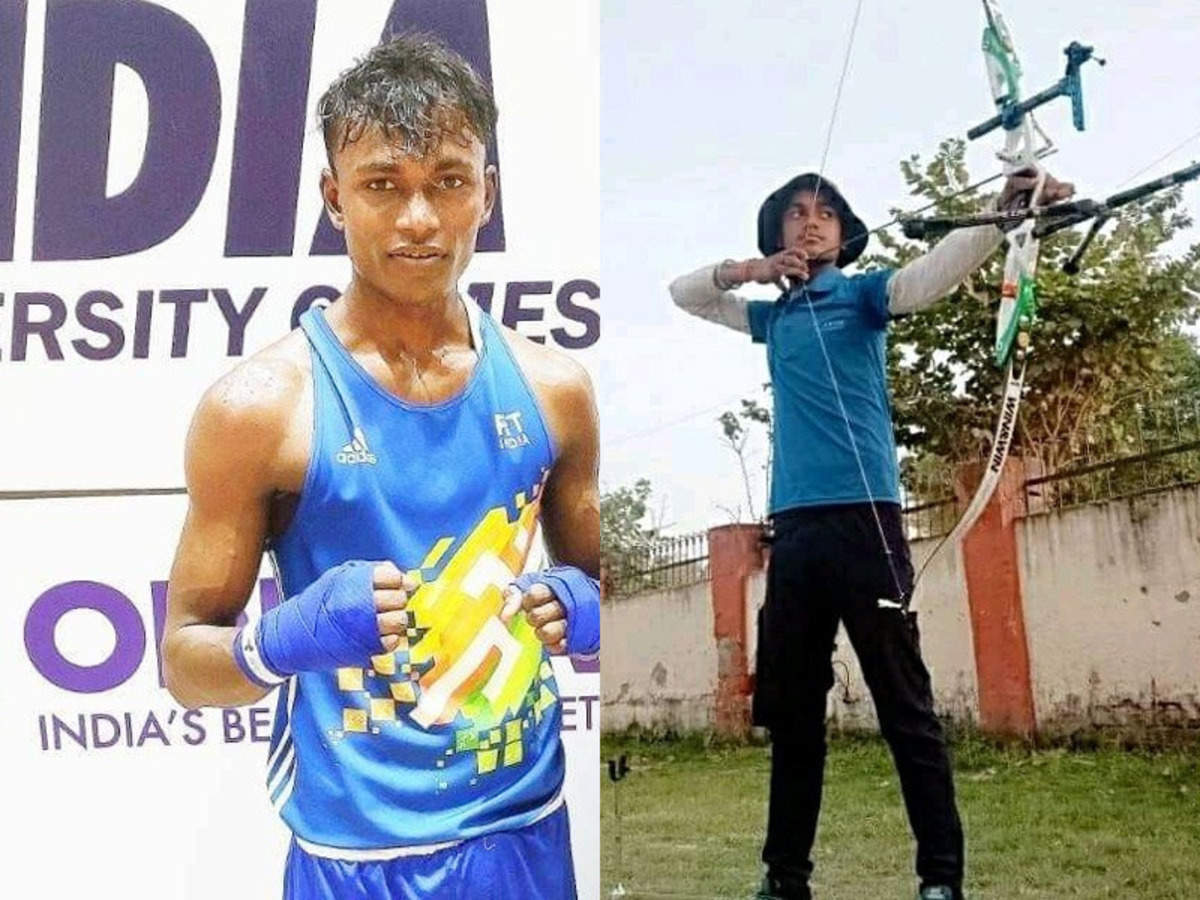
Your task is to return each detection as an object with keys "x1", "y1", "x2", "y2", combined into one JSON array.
[{"x1": 747, "y1": 266, "x2": 901, "y2": 514}]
